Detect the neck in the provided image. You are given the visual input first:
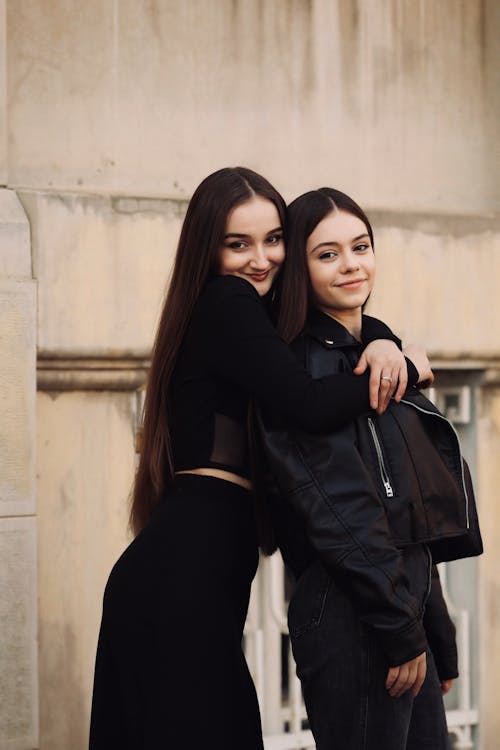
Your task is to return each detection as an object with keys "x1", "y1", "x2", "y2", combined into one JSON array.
[{"x1": 321, "y1": 308, "x2": 362, "y2": 341}]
